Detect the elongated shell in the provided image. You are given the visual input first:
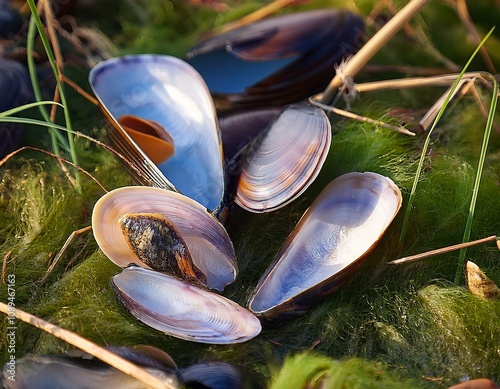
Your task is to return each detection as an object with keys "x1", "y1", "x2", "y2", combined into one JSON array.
[
  {"x1": 248, "y1": 172, "x2": 402, "y2": 320},
  {"x1": 89, "y1": 55, "x2": 226, "y2": 212},
  {"x1": 186, "y1": 9, "x2": 364, "y2": 110},
  {"x1": 236, "y1": 103, "x2": 331, "y2": 213},
  {"x1": 112, "y1": 266, "x2": 262, "y2": 344},
  {"x1": 92, "y1": 186, "x2": 237, "y2": 291},
  {"x1": 2, "y1": 351, "x2": 178, "y2": 389}
]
